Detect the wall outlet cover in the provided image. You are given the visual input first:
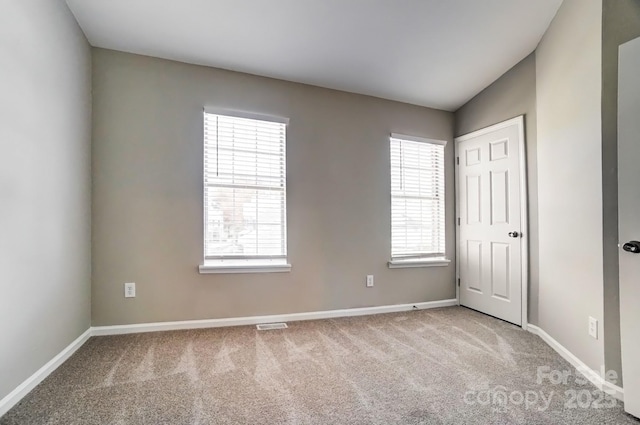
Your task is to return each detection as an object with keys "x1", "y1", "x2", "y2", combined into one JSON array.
[
  {"x1": 588, "y1": 316, "x2": 598, "y2": 339},
  {"x1": 124, "y1": 282, "x2": 136, "y2": 298}
]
